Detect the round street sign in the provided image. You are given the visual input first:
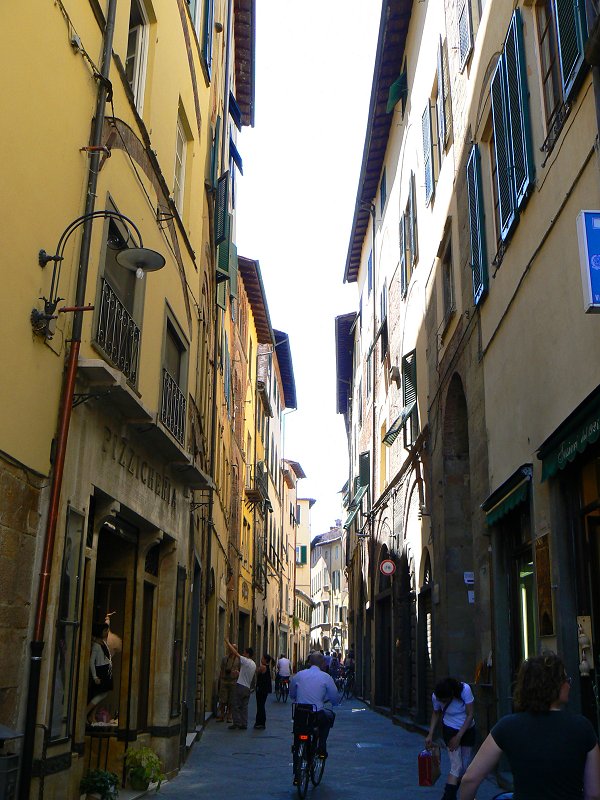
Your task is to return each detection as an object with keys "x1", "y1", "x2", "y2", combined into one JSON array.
[{"x1": 380, "y1": 559, "x2": 396, "y2": 576}]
